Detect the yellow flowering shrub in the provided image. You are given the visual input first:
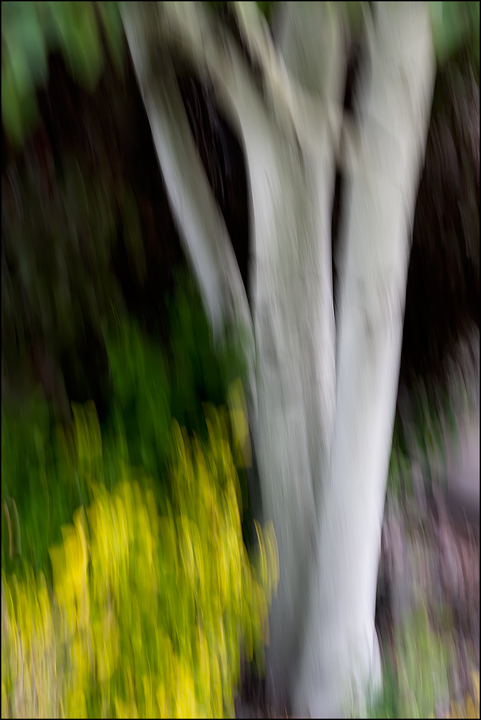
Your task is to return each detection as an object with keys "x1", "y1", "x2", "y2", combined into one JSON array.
[{"x1": 1, "y1": 402, "x2": 278, "y2": 718}]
